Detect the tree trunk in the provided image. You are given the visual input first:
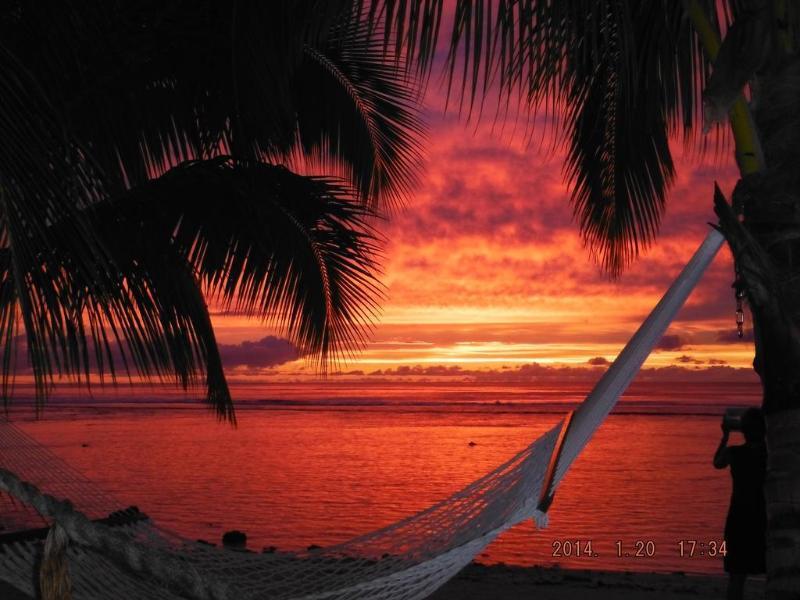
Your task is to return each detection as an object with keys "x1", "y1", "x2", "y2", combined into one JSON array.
[
  {"x1": 766, "y1": 410, "x2": 800, "y2": 598},
  {"x1": 718, "y1": 174, "x2": 800, "y2": 597},
  {"x1": 720, "y1": 52, "x2": 800, "y2": 598}
]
